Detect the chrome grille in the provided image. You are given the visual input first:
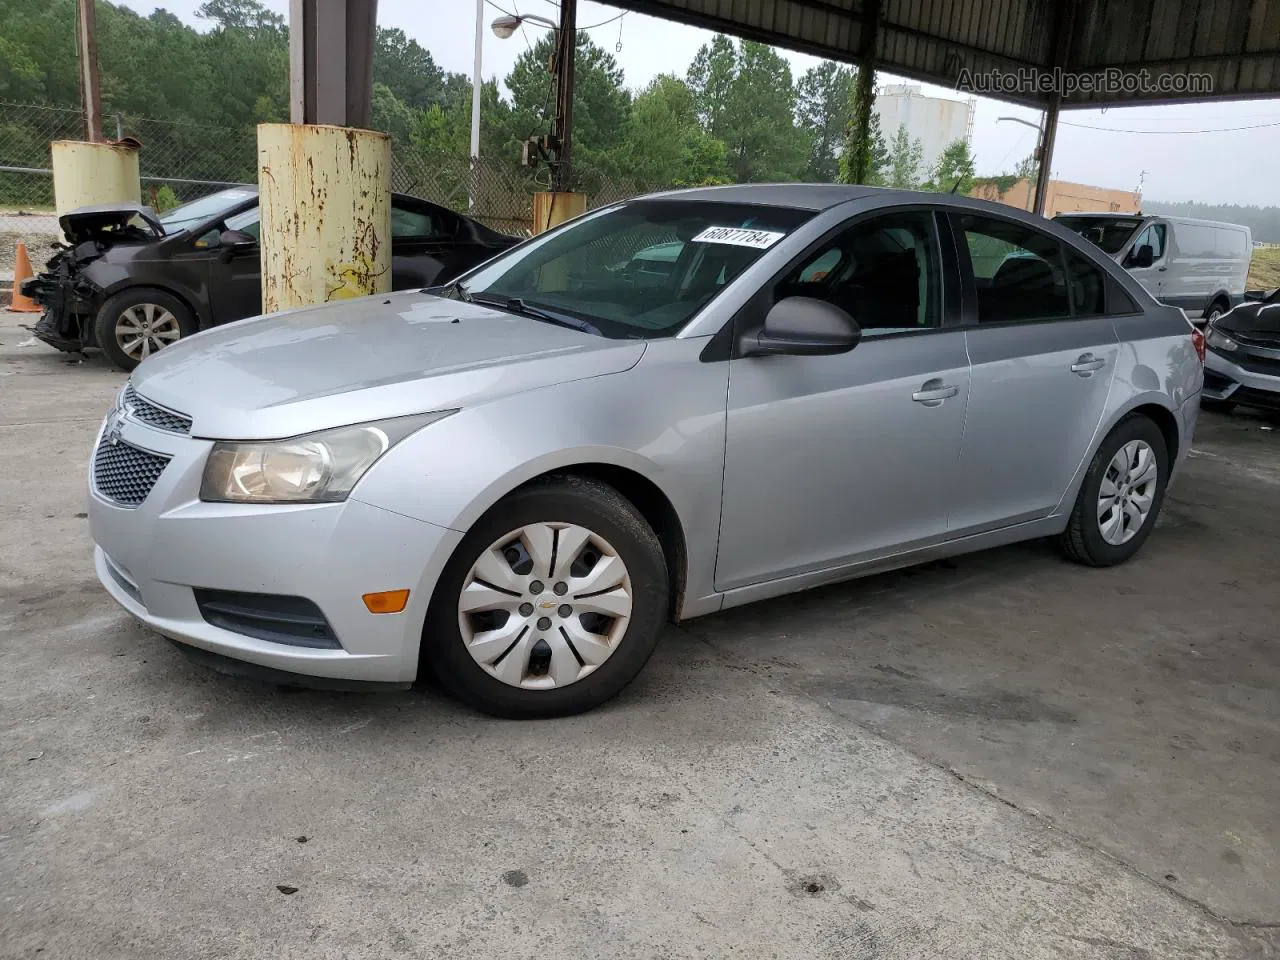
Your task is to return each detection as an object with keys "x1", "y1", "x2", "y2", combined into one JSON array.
[
  {"x1": 93, "y1": 437, "x2": 170, "y2": 507},
  {"x1": 123, "y1": 383, "x2": 192, "y2": 435}
]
